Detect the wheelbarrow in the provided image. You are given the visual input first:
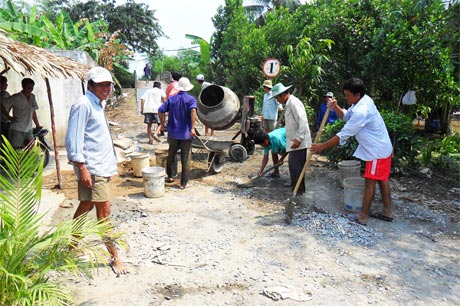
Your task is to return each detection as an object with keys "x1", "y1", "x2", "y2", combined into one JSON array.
[{"x1": 192, "y1": 136, "x2": 236, "y2": 173}]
